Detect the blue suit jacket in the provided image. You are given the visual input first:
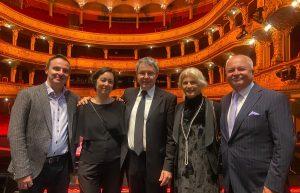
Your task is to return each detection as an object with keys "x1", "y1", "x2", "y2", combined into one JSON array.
[{"x1": 220, "y1": 83, "x2": 295, "y2": 193}]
